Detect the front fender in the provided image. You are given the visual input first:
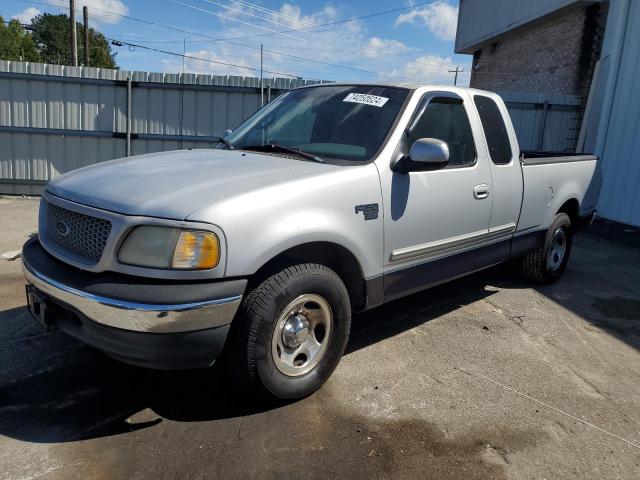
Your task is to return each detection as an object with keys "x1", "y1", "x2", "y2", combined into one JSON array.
[{"x1": 187, "y1": 163, "x2": 384, "y2": 279}]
